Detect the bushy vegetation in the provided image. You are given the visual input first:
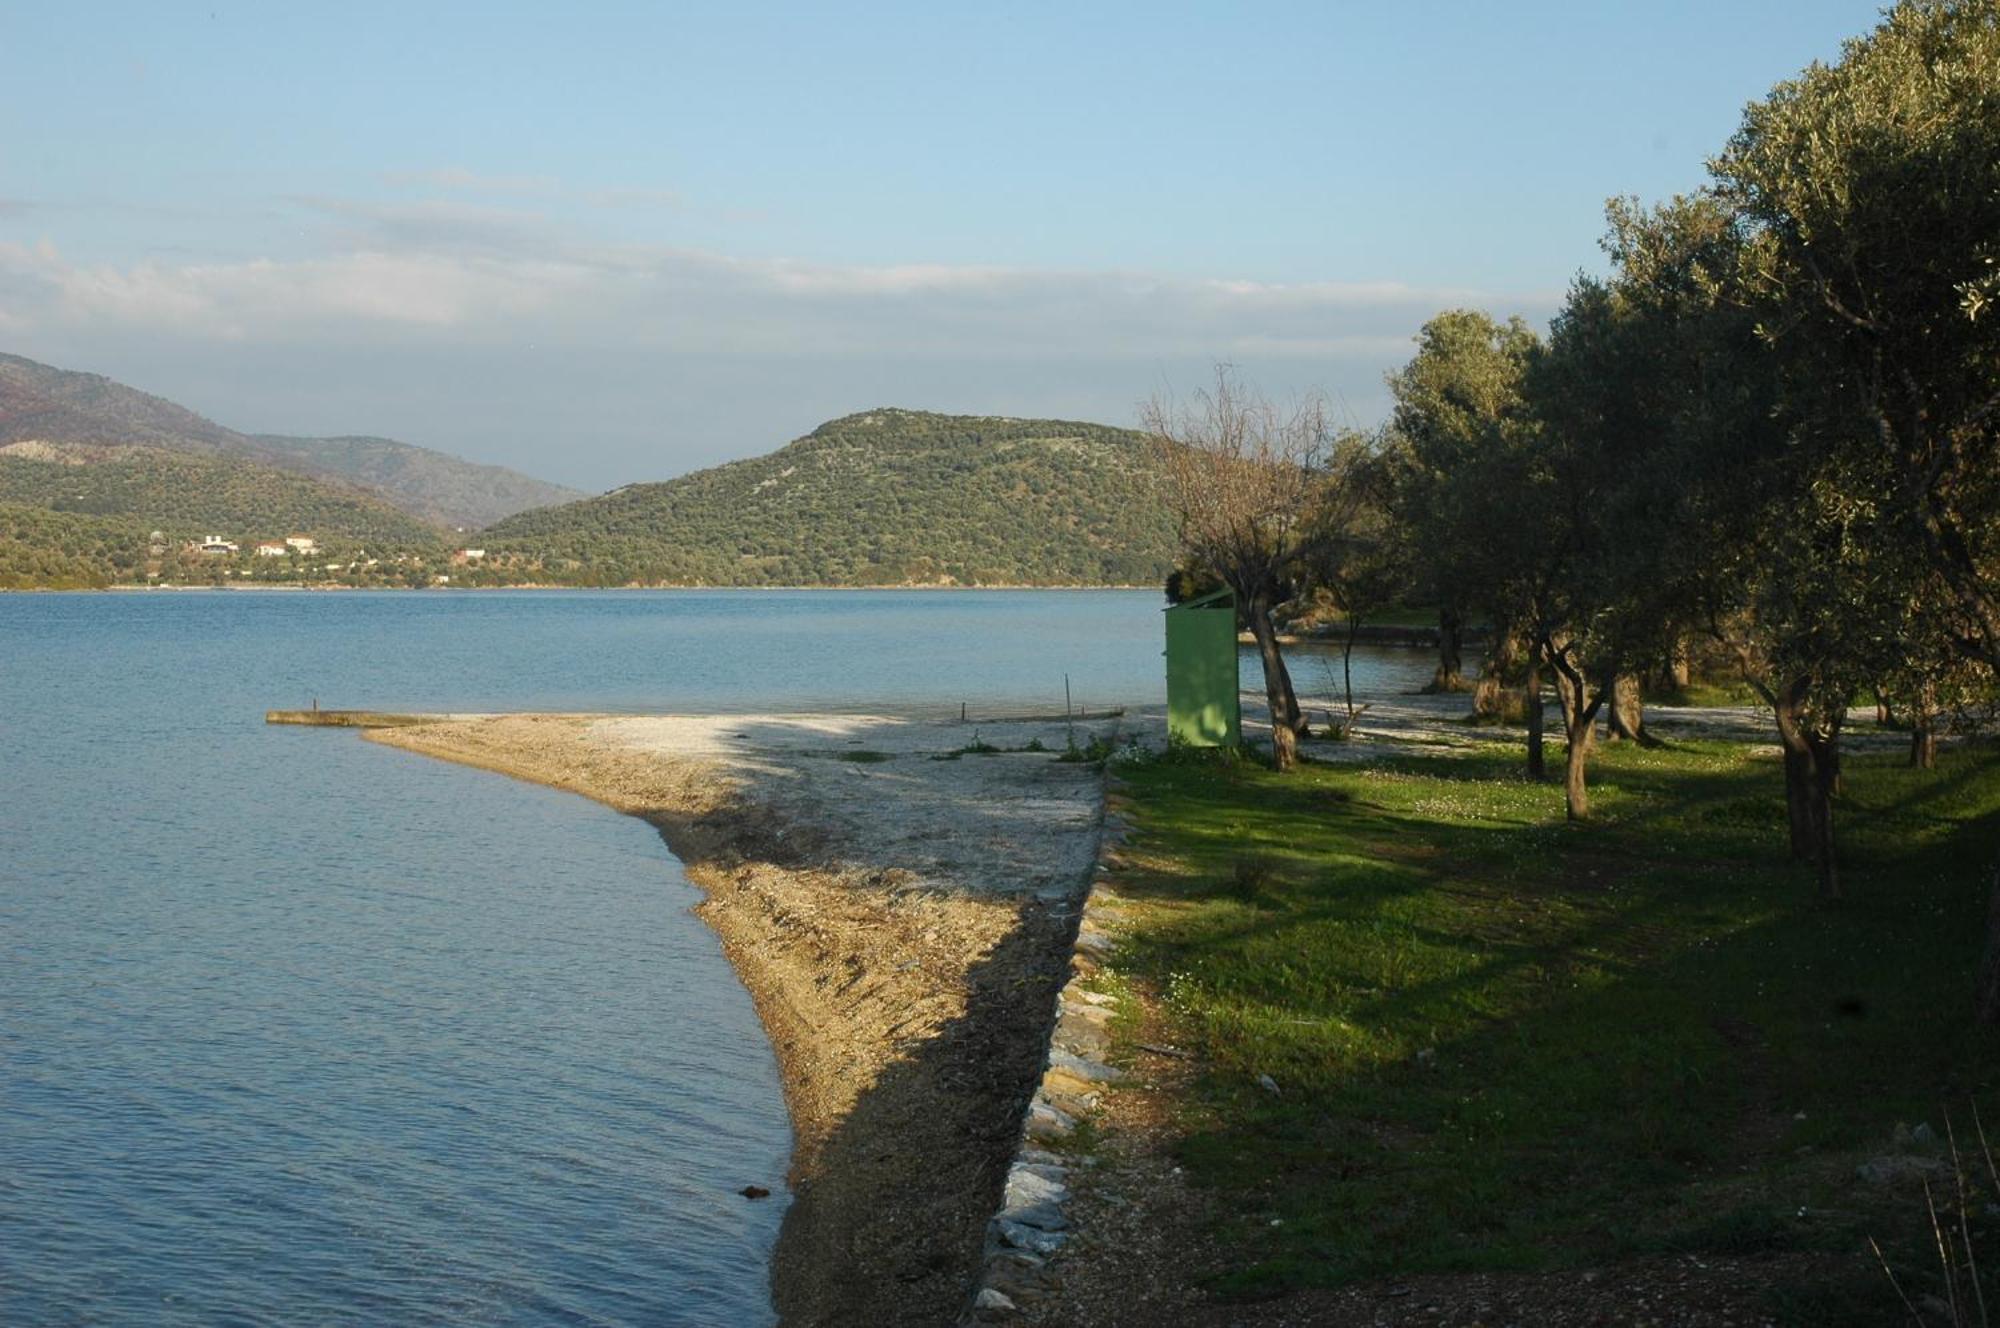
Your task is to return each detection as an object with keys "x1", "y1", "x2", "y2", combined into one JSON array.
[
  {"x1": 0, "y1": 504, "x2": 144, "y2": 588},
  {"x1": 0, "y1": 446, "x2": 446, "y2": 549},
  {"x1": 483, "y1": 409, "x2": 1179, "y2": 586}
]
